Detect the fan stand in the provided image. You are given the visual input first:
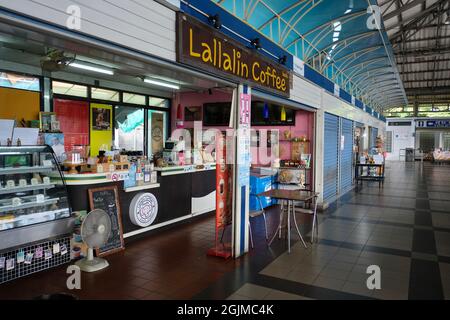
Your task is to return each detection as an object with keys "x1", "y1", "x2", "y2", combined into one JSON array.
[{"x1": 75, "y1": 247, "x2": 109, "y2": 273}]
